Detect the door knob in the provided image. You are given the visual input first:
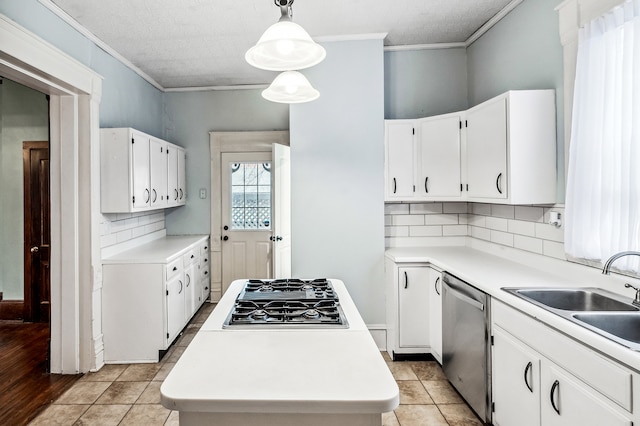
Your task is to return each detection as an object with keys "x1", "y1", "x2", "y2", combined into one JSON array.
[
  {"x1": 223, "y1": 236, "x2": 229, "y2": 241},
  {"x1": 223, "y1": 225, "x2": 229, "y2": 231},
  {"x1": 30, "y1": 246, "x2": 39, "y2": 253}
]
